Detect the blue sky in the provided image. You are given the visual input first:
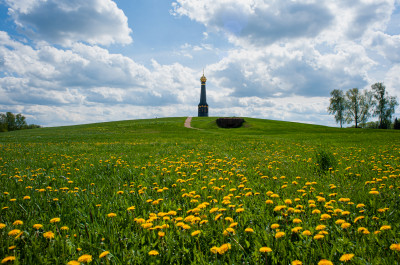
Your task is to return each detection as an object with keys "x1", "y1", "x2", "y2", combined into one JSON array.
[{"x1": 0, "y1": 0, "x2": 399, "y2": 127}]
